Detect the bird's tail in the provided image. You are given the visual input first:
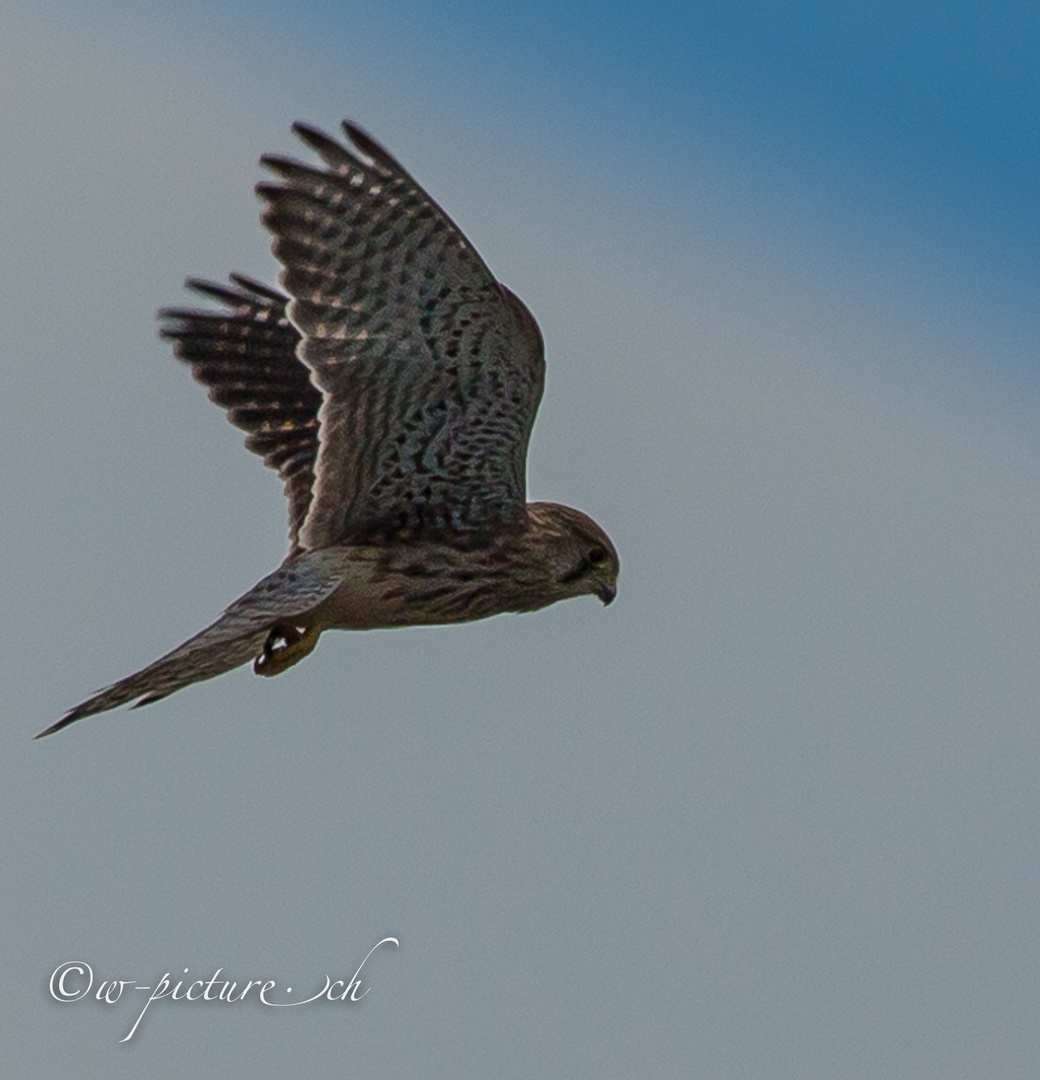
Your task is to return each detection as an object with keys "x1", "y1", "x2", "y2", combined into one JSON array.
[{"x1": 39, "y1": 553, "x2": 343, "y2": 737}]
